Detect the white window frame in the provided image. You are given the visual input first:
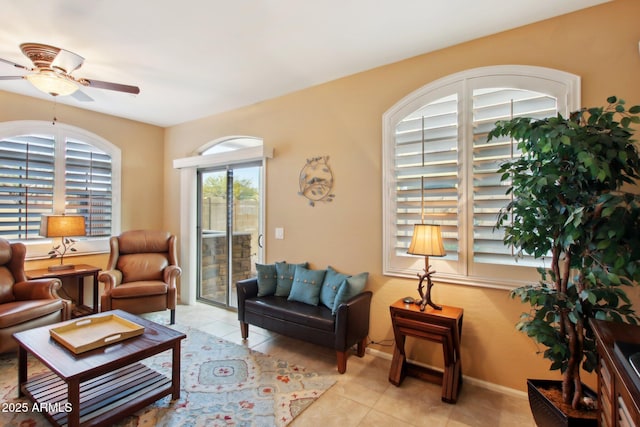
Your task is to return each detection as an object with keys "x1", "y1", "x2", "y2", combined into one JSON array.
[
  {"x1": 0, "y1": 120, "x2": 121, "y2": 259},
  {"x1": 382, "y1": 65, "x2": 580, "y2": 289}
]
